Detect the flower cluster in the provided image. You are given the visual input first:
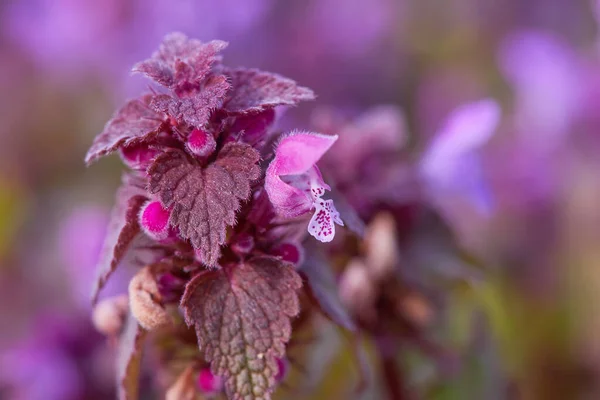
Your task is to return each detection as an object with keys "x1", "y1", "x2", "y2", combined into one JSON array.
[{"x1": 86, "y1": 33, "x2": 348, "y2": 400}]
